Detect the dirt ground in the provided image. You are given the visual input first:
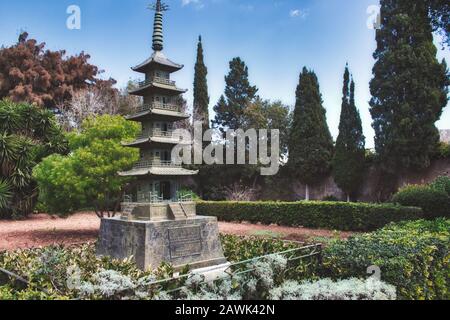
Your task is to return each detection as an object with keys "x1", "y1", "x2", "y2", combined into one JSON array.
[{"x1": 0, "y1": 212, "x2": 354, "y2": 251}]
